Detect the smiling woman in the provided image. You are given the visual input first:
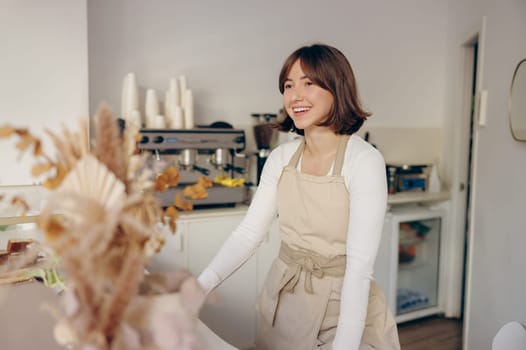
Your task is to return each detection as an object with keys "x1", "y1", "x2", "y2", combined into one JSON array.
[{"x1": 197, "y1": 43, "x2": 400, "y2": 350}]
